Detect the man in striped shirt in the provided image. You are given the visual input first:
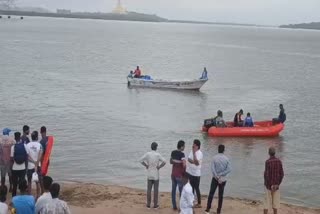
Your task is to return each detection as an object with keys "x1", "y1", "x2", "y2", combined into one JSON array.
[{"x1": 264, "y1": 147, "x2": 284, "y2": 214}]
